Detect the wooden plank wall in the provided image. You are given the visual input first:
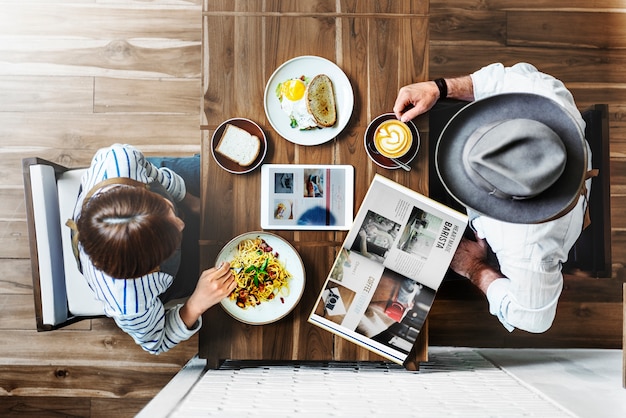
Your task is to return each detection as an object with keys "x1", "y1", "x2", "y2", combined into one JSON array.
[
  {"x1": 428, "y1": 0, "x2": 626, "y2": 348},
  {"x1": 0, "y1": 1, "x2": 202, "y2": 416},
  {"x1": 1, "y1": 0, "x2": 625, "y2": 416}
]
